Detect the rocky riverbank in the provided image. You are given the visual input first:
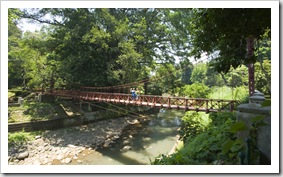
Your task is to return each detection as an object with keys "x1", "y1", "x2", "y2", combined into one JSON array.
[{"x1": 8, "y1": 116, "x2": 140, "y2": 165}]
